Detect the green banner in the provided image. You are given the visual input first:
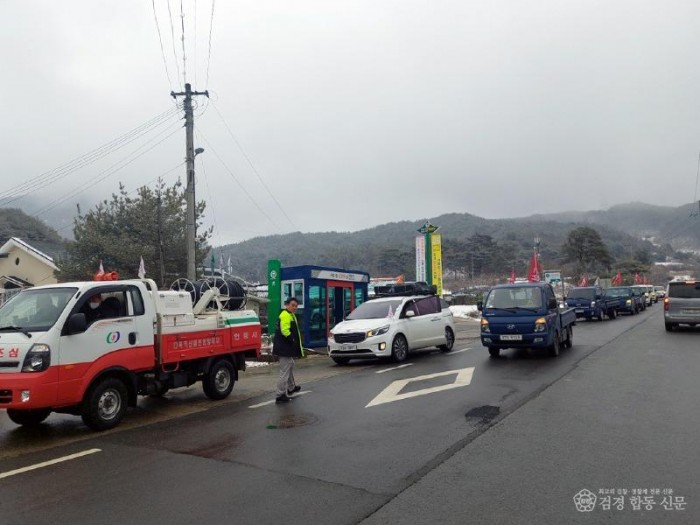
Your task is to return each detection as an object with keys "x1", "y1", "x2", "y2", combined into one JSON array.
[{"x1": 267, "y1": 259, "x2": 282, "y2": 336}]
